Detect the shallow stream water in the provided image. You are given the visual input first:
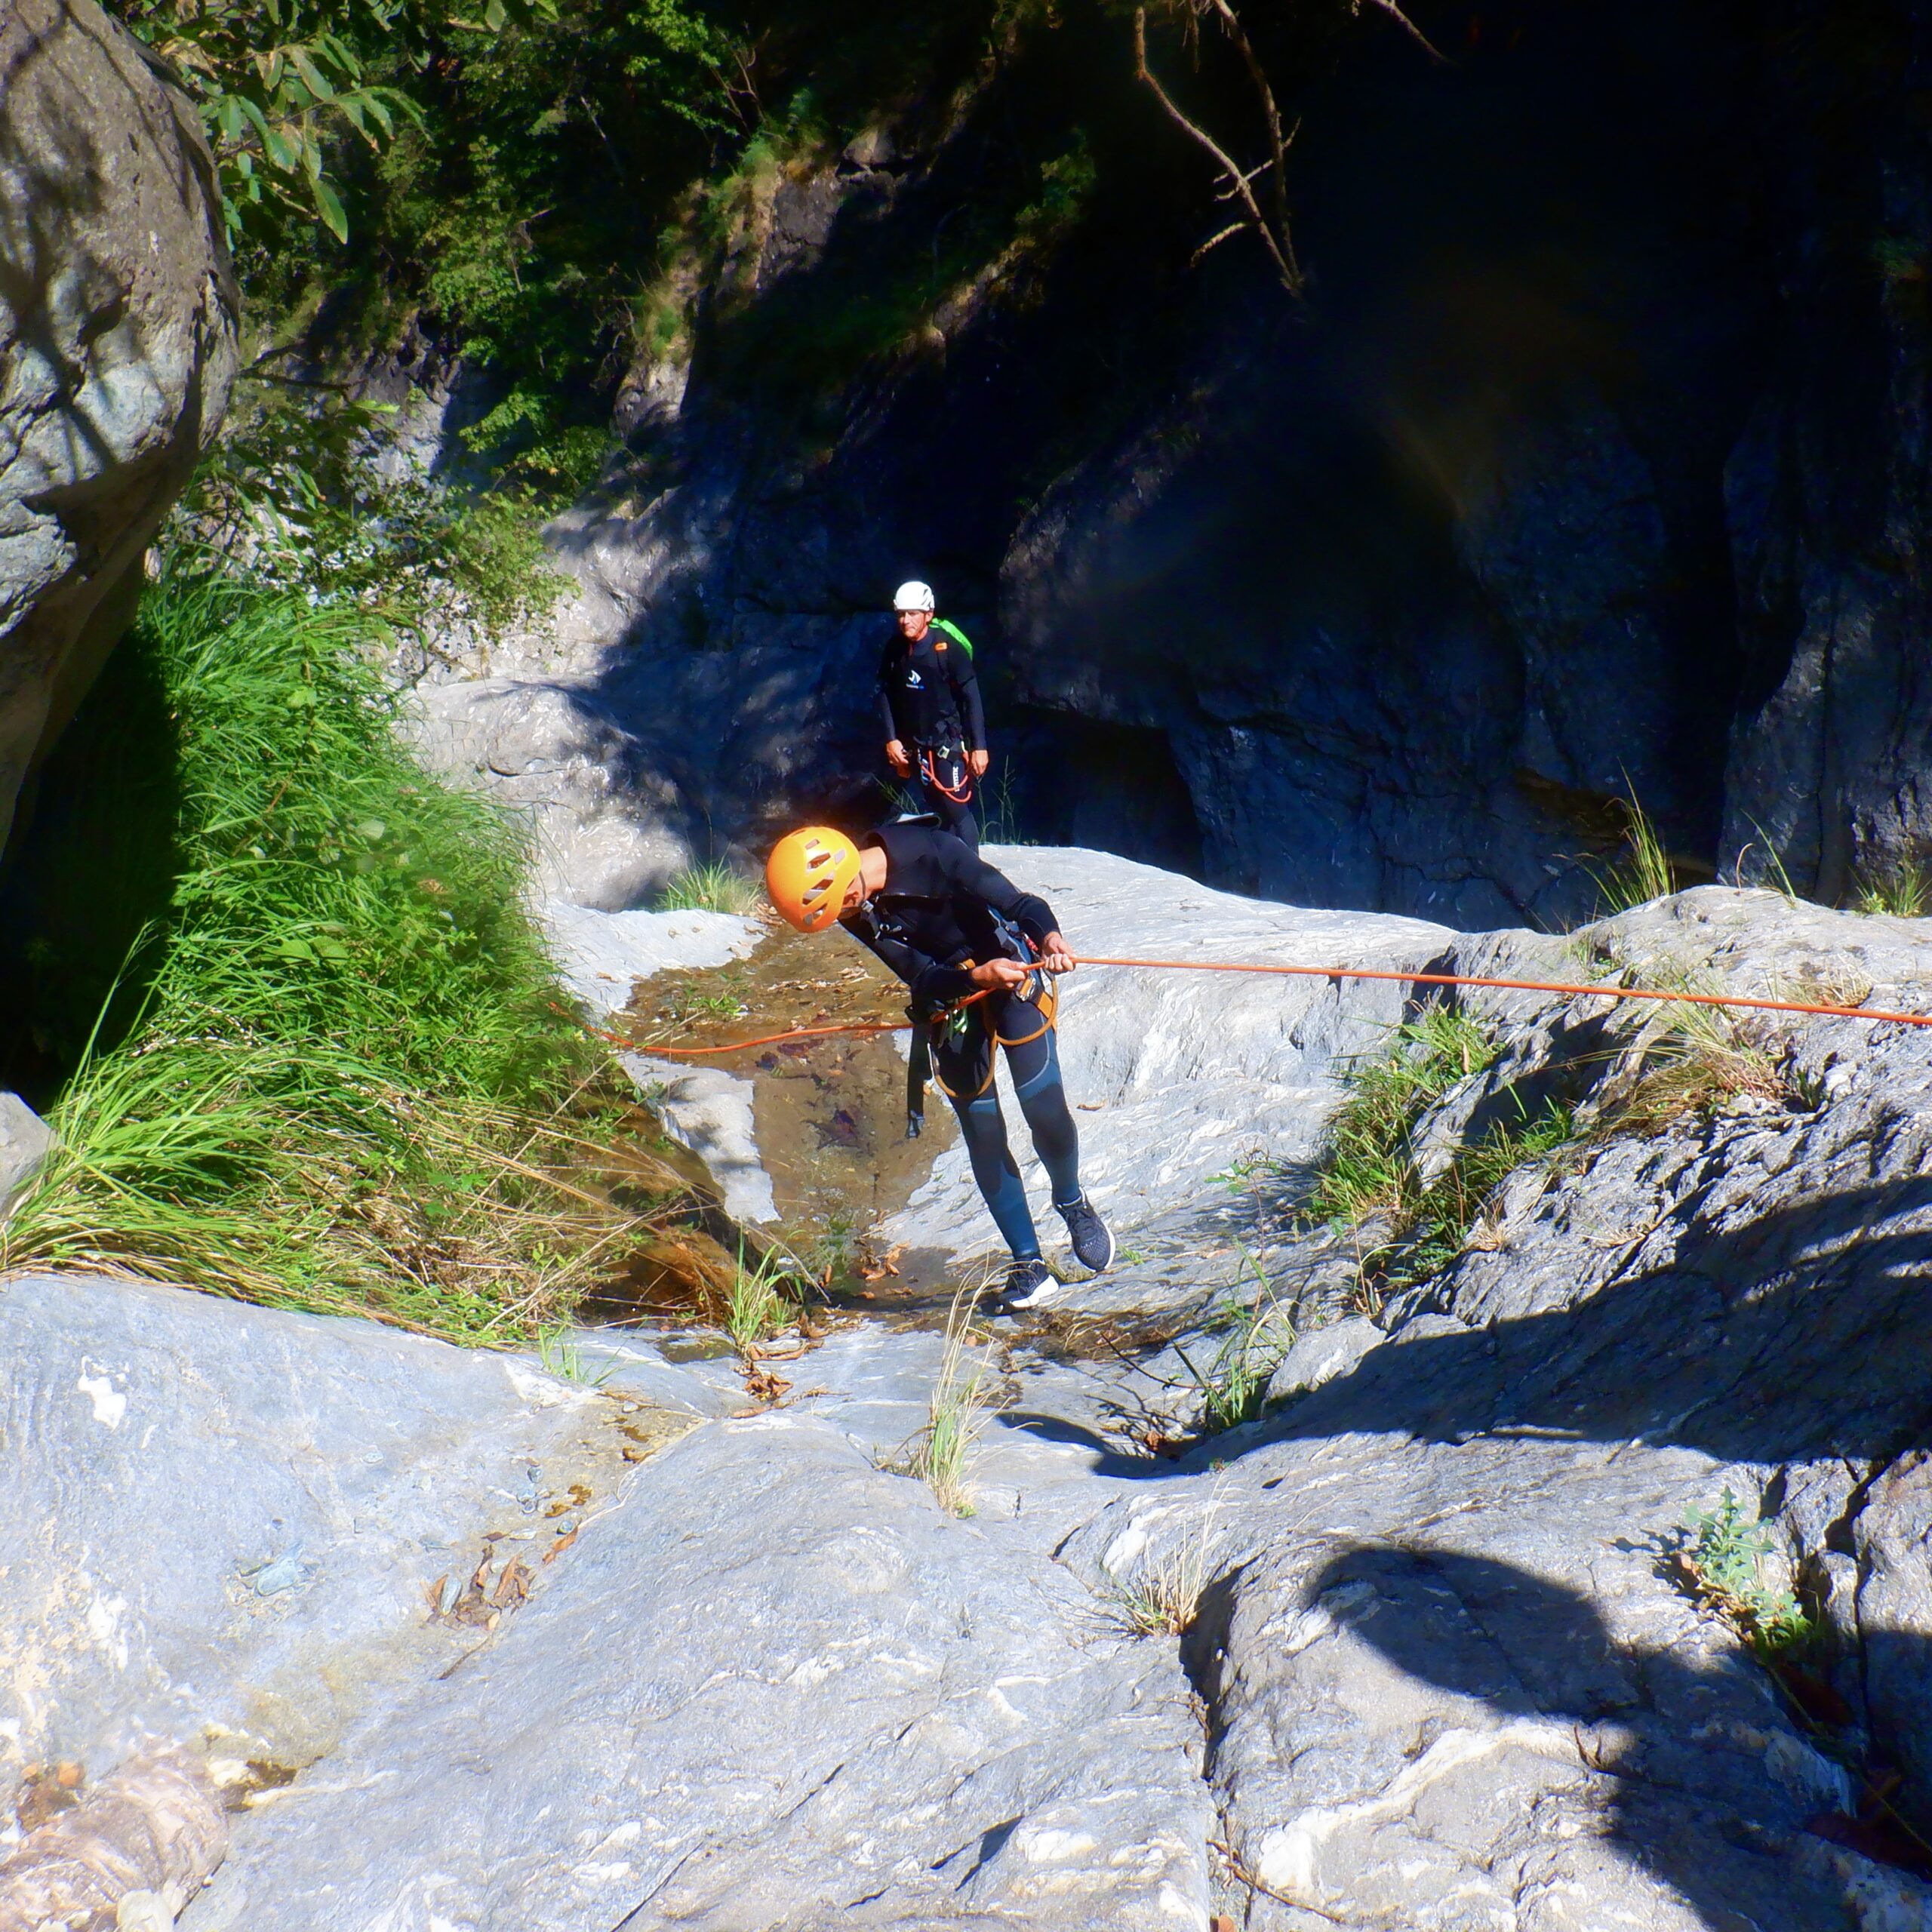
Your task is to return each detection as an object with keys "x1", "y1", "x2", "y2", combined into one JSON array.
[{"x1": 617, "y1": 921, "x2": 966, "y2": 1314}]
